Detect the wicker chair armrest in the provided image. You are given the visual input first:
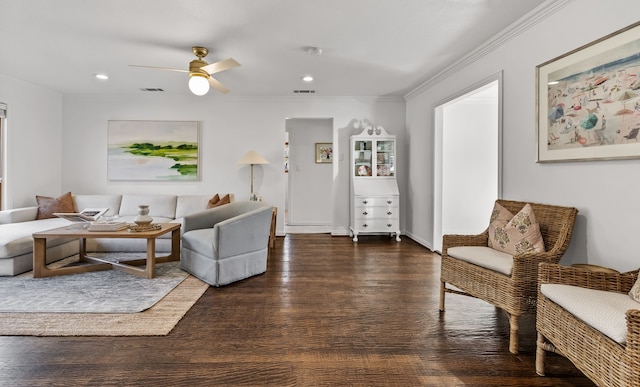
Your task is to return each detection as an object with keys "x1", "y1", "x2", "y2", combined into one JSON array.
[
  {"x1": 627, "y1": 309, "x2": 640, "y2": 356},
  {"x1": 511, "y1": 250, "x2": 566, "y2": 277},
  {"x1": 538, "y1": 263, "x2": 639, "y2": 292},
  {"x1": 442, "y1": 232, "x2": 488, "y2": 254}
]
